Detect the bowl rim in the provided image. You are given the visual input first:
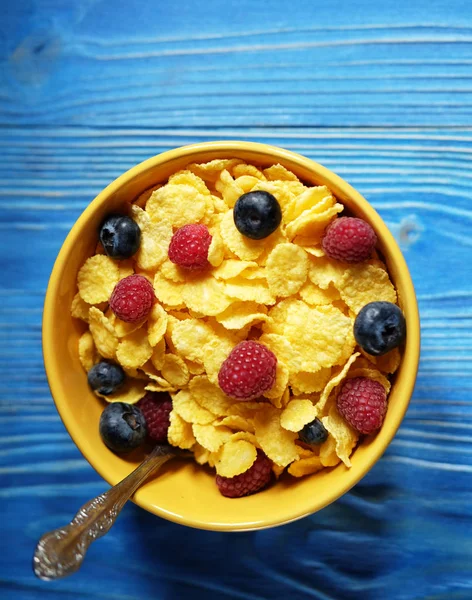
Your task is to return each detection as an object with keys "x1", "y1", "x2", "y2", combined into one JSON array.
[{"x1": 43, "y1": 141, "x2": 420, "y2": 531}]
